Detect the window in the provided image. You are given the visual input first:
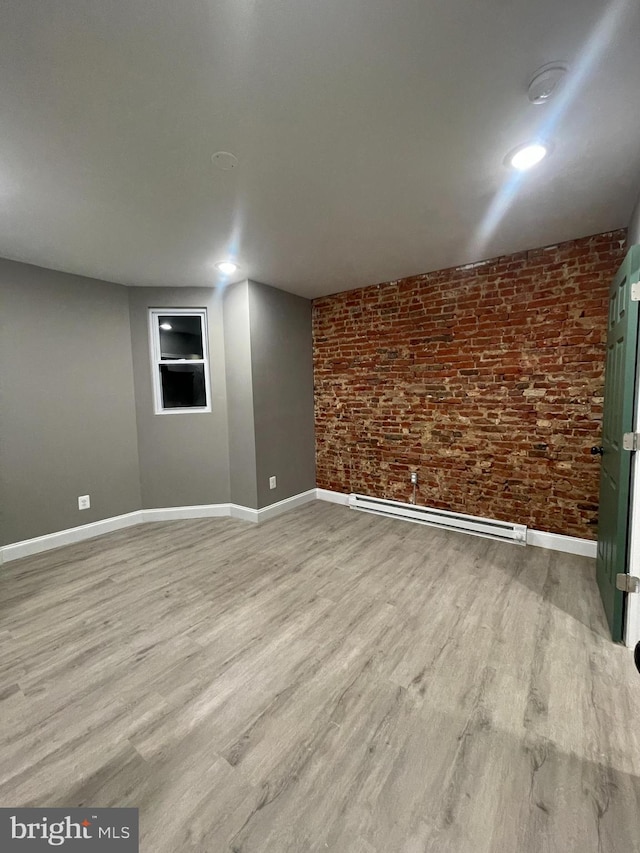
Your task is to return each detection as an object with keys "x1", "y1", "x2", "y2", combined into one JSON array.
[{"x1": 149, "y1": 309, "x2": 212, "y2": 414}]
